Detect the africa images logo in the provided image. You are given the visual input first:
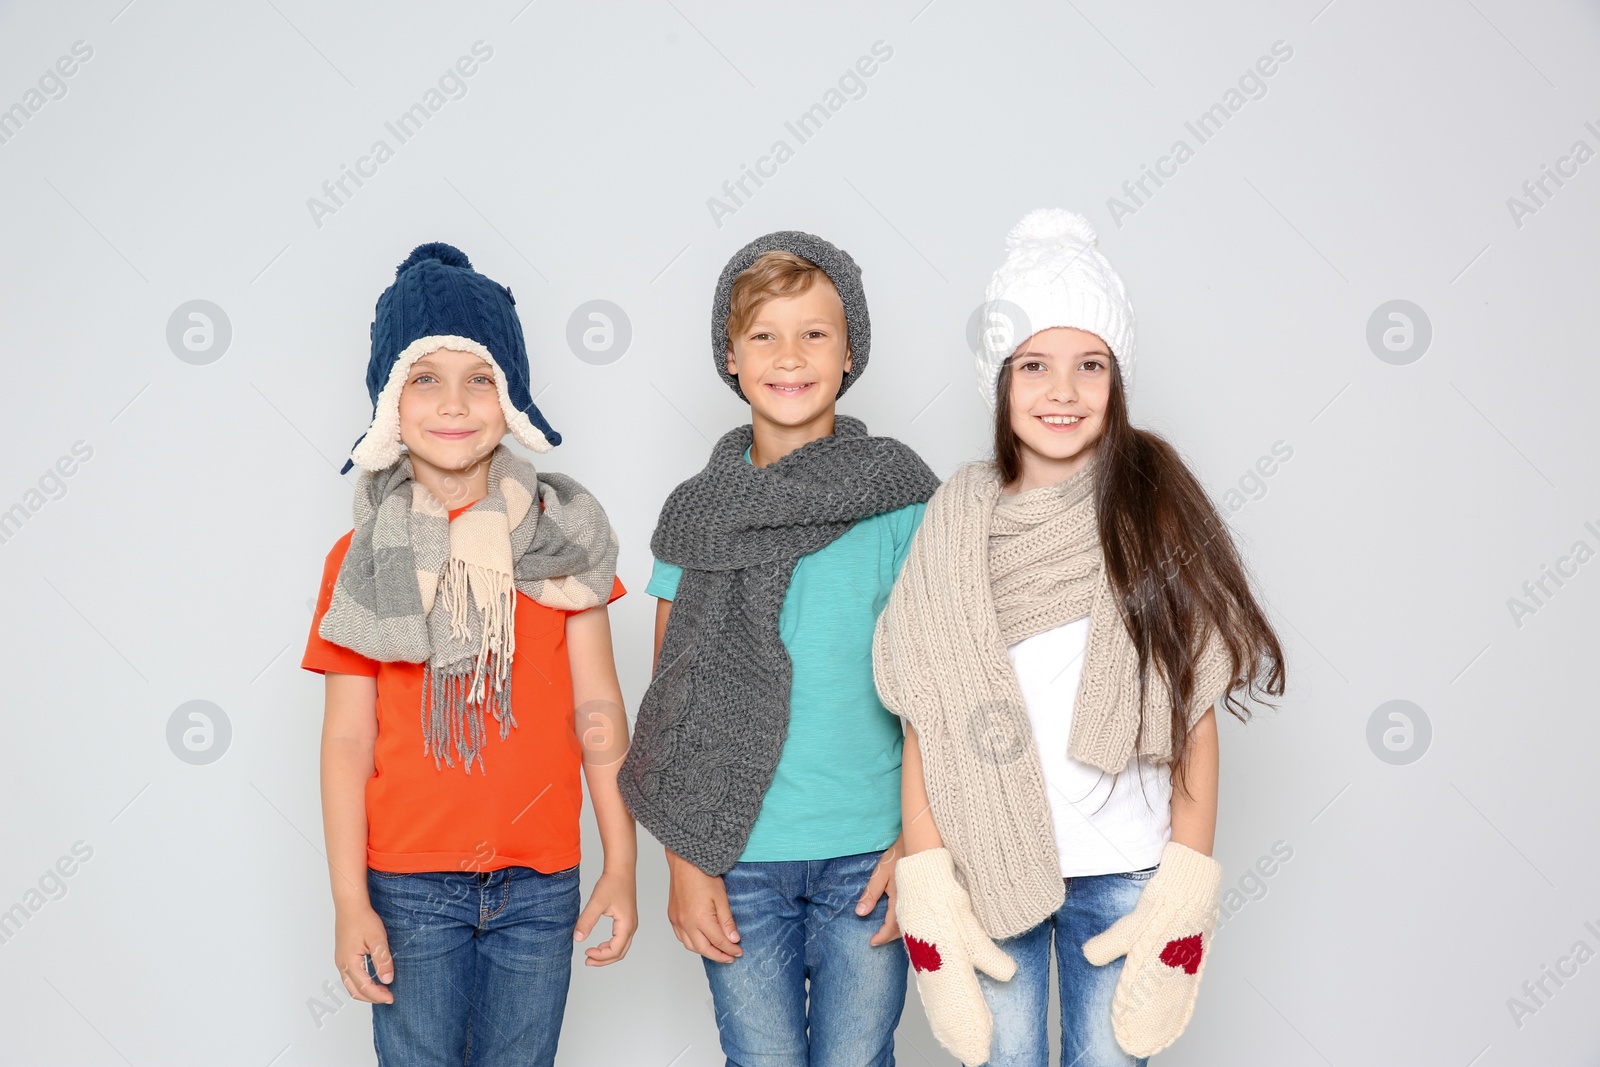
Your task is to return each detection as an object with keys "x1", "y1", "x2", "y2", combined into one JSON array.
[{"x1": 305, "y1": 41, "x2": 494, "y2": 229}]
